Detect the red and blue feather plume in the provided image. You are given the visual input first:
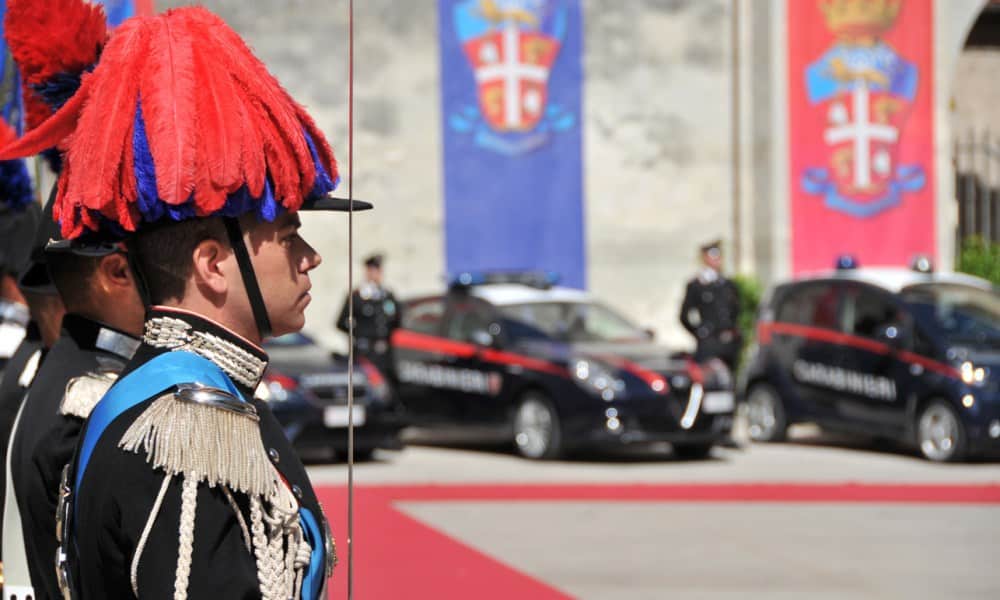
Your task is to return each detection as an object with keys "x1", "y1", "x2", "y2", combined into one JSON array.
[
  {"x1": 4, "y1": 0, "x2": 108, "y2": 172},
  {"x1": 0, "y1": 5, "x2": 339, "y2": 240},
  {"x1": 0, "y1": 121, "x2": 33, "y2": 211}
]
